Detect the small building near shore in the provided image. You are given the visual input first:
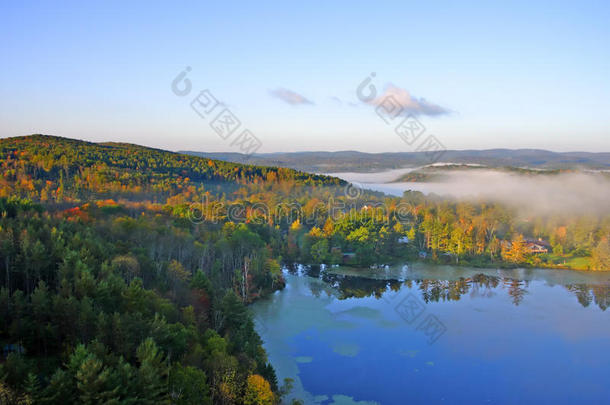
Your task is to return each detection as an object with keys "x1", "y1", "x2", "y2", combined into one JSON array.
[
  {"x1": 526, "y1": 242, "x2": 549, "y2": 254},
  {"x1": 525, "y1": 238, "x2": 550, "y2": 254}
]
